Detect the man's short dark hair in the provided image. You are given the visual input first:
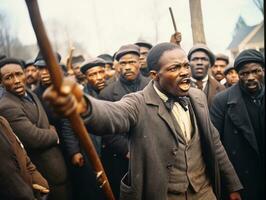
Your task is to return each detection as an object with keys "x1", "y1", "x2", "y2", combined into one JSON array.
[{"x1": 147, "y1": 42, "x2": 180, "y2": 72}]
